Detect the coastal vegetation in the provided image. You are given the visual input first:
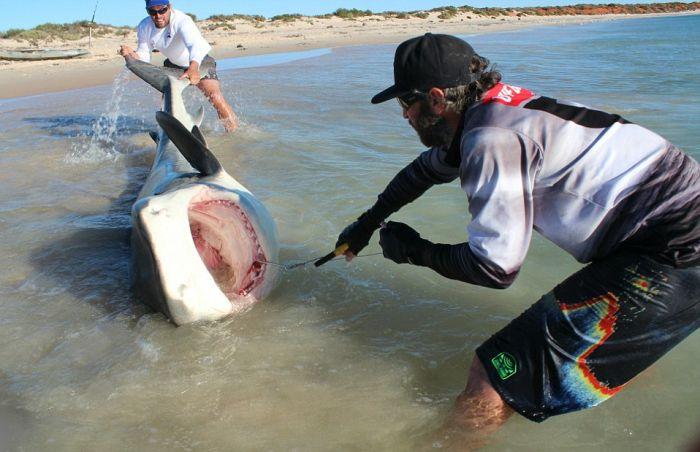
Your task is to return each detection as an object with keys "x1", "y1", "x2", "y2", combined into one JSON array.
[
  {"x1": 1, "y1": 2, "x2": 698, "y2": 41},
  {"x1": 207, "y1": 14, "x2": 266, "y2": 23},
  {"x1": 270, "y1": 13, "x2": 304, "y2": 22},
  {"x1": 0, "y1": 21, "x2": 131, "y2": 41},
  {"x1": 331, "y1": 8, "x2": 374, "y2": 19}
]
